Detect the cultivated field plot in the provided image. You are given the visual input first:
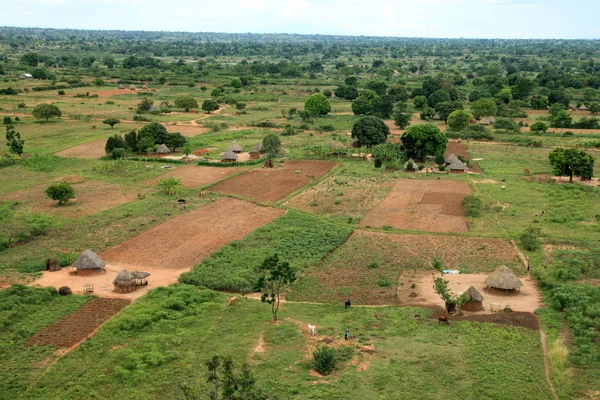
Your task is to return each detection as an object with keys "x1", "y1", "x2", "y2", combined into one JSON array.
[
  {"x1": 359, "y1": 178, "x2": 472, "y2": 233},
  {"x1": 0, "y1": 180, "x2": 140, "y2": 217},
  {"x1": 166, "y1": 125, "x2": 209, "y2": 137},
  {"x1": 143, "y1": 165, "x2": 239, "y2": 188},
  {"x1": 289, "y1": 230, "x2": 522, "y2": 305},
  {"x1": 26, "y1": 298, "x2": 130, "y2": 348},
  {"x1": 284, "y1": 176, "x2": 393, "y2": 221},
  {"x1": 55, "y1": 138, "x2": 108, "y2": 159},
  {"x1": 208, "y1": 160, "x2": 336, "y2": 202},
  {"x1": 100, "y1": 197, "x2": 284, "y2": 269}
]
